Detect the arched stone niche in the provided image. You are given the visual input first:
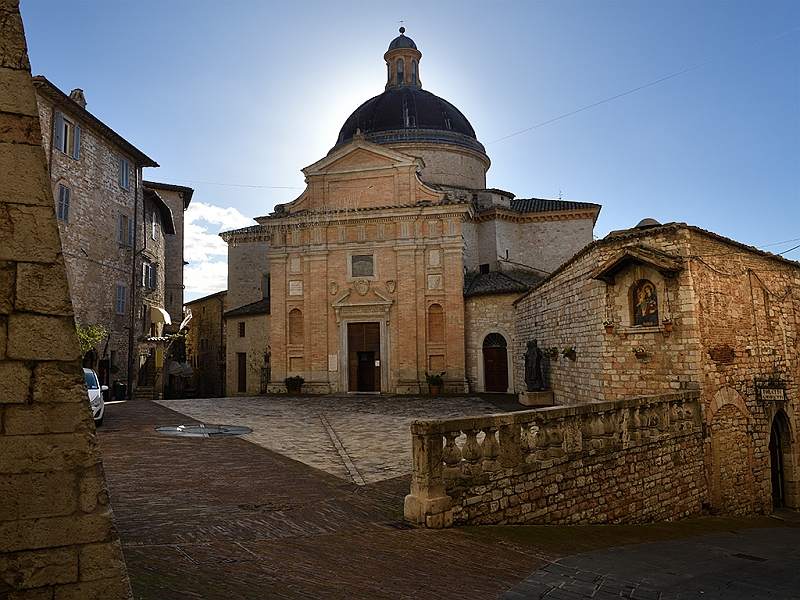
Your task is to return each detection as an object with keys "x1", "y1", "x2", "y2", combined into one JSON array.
[{"x1": 607, "y1": 265, "x2": 673, "y2": 331}]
